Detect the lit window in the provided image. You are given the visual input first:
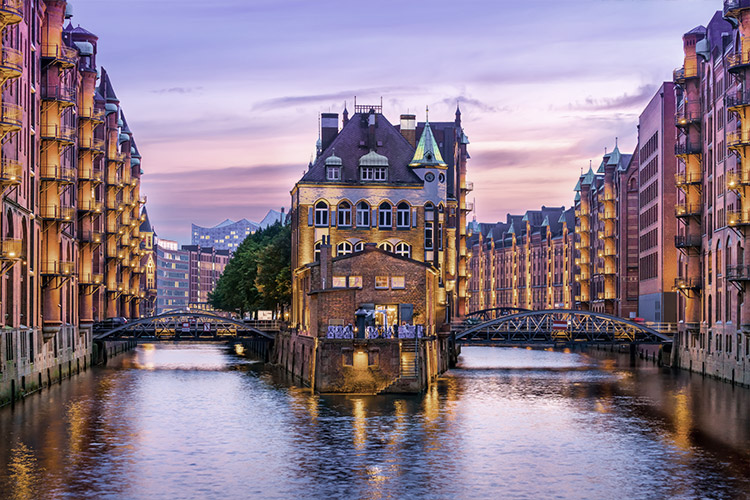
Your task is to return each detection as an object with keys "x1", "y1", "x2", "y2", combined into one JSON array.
[
  {"x1": 338, "y1": 201, "x2": 352, "y2": 226},
  {"x1": 349, "y1": 276, "x2": 363, "y2": 288},
  {"x1": 337, "y1": 241, "x2": 353, "y2": 256},
  {"x1": 327, "y1": 167, "x2": 341, "y2": 180},
  {"x1": 395, "y1": 242, "x2": 411, "y2": 258},
  {"x1": 392, "y1": 276, "x2": 405, "y2": 289},
  {"x1": 378, "y1": 202, "x2": 392, "y2": 228},
  {"x1": 425, "y1": 223, "x2": 434, "y2": 250},
  {"x1": 332, "y1": 276, "x2": 347, "y2": 287},
  {"x1": 379, "y1": 242, "x2": 394, "y2": 252},
  {"x1": 397, "y1": 202, "x2": 410, "y2": 228},
  {"x1": 315, "y1": 201, "x2": 329, "y2": 226},
  {"x1": 375, "y1": 276, "x2": 389, "y2": 289},
  {"x1": 356, "y1": 201, "x2": 370, "y2": 227}
]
